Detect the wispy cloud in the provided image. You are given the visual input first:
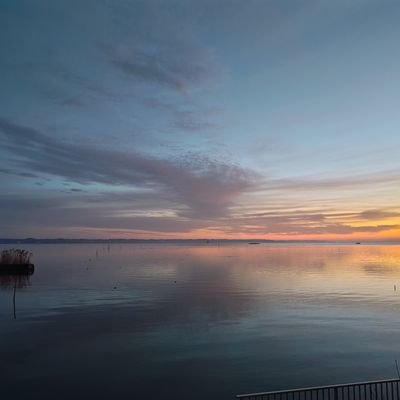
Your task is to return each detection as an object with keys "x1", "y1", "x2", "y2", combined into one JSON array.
[
  {"x1": 110, "y1": 40, "x2": 222, "y2": 93},
  {"x1": 260, "y1": 172, "x2": 400, "y2": 192},
  {"x1": 223, "y1": 207, "x2": 400, "y2": 236},
  {"x1": 359, "y1": 209, "x2": 400, "y2": 220},
  {"x1": 0, "y1": 118, "x2": 257, "y2": 219}
]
